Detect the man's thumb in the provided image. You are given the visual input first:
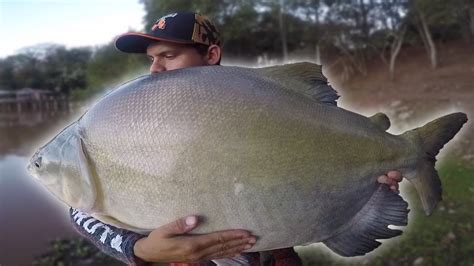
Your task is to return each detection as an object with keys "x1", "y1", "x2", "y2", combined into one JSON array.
[{"x1": 161, "y1": 216, "x2": 198, "y2": 236}]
